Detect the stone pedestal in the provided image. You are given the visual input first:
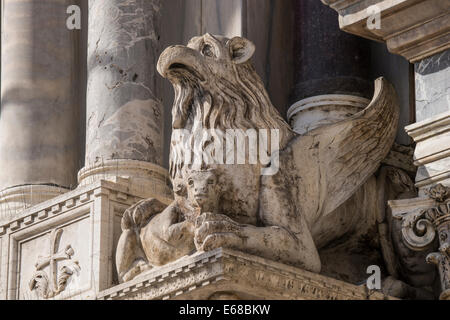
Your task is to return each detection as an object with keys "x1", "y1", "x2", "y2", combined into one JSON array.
[
  {"x1": 77, "y1": 159, "x2": 173, "y2": 201},
  {"x1": 82, "y1": 0, "x2": 168, "y2": 194},
  {"x1": 0, "y1": 179, "x2": 172, "y2": 300},
  {"x1": 0, "y1": 0, "x2": 81, "y2": 221},
  {"x1": 98, "y1": 249, "x2": 392, "y2": 300}
]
